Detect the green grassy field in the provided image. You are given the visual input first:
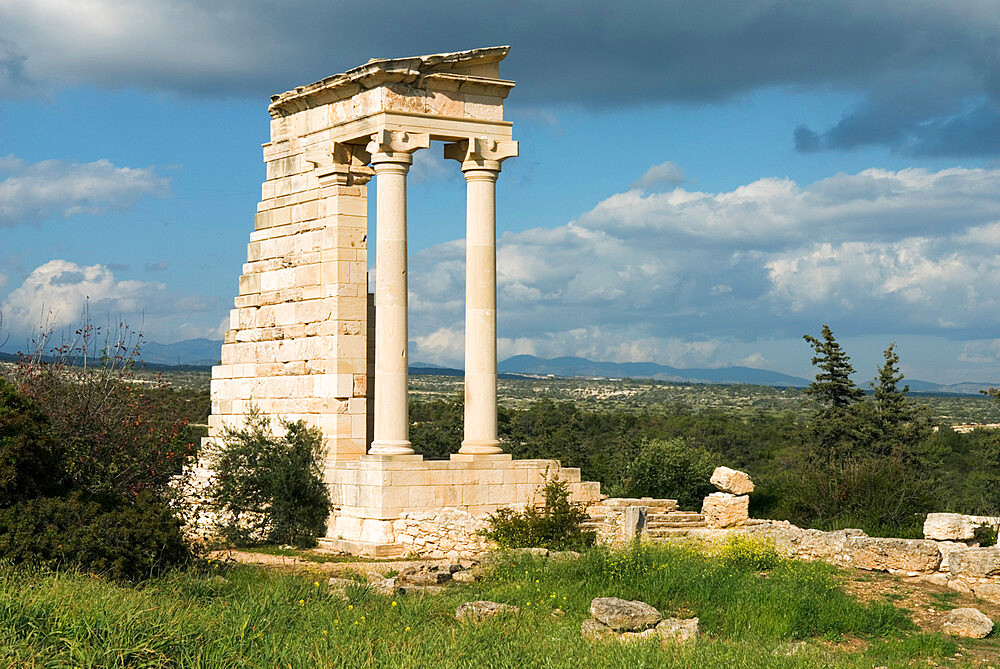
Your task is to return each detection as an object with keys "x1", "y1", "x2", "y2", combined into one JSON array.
[{"x1": 0, "y1": 541, "x2": 974, "y2": 668}]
